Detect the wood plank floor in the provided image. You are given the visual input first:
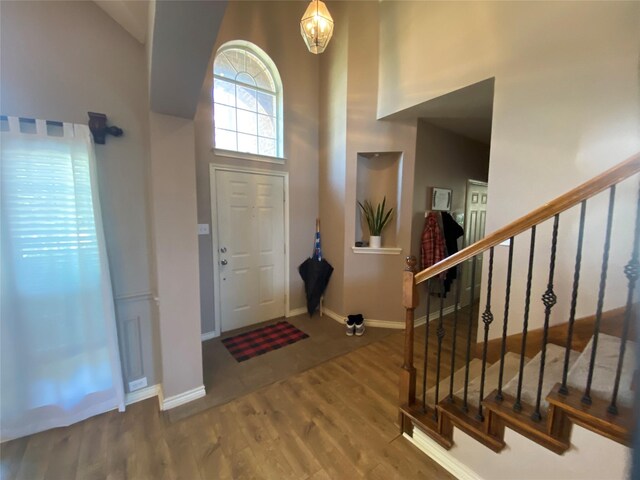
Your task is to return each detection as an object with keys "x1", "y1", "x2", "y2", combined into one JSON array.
[
  {"x1": 177, "y1": 313, "x2": 394, "y2": 422},
  {"x1": 0, "y1": 331, "x2": 455, "y2": 480}
]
